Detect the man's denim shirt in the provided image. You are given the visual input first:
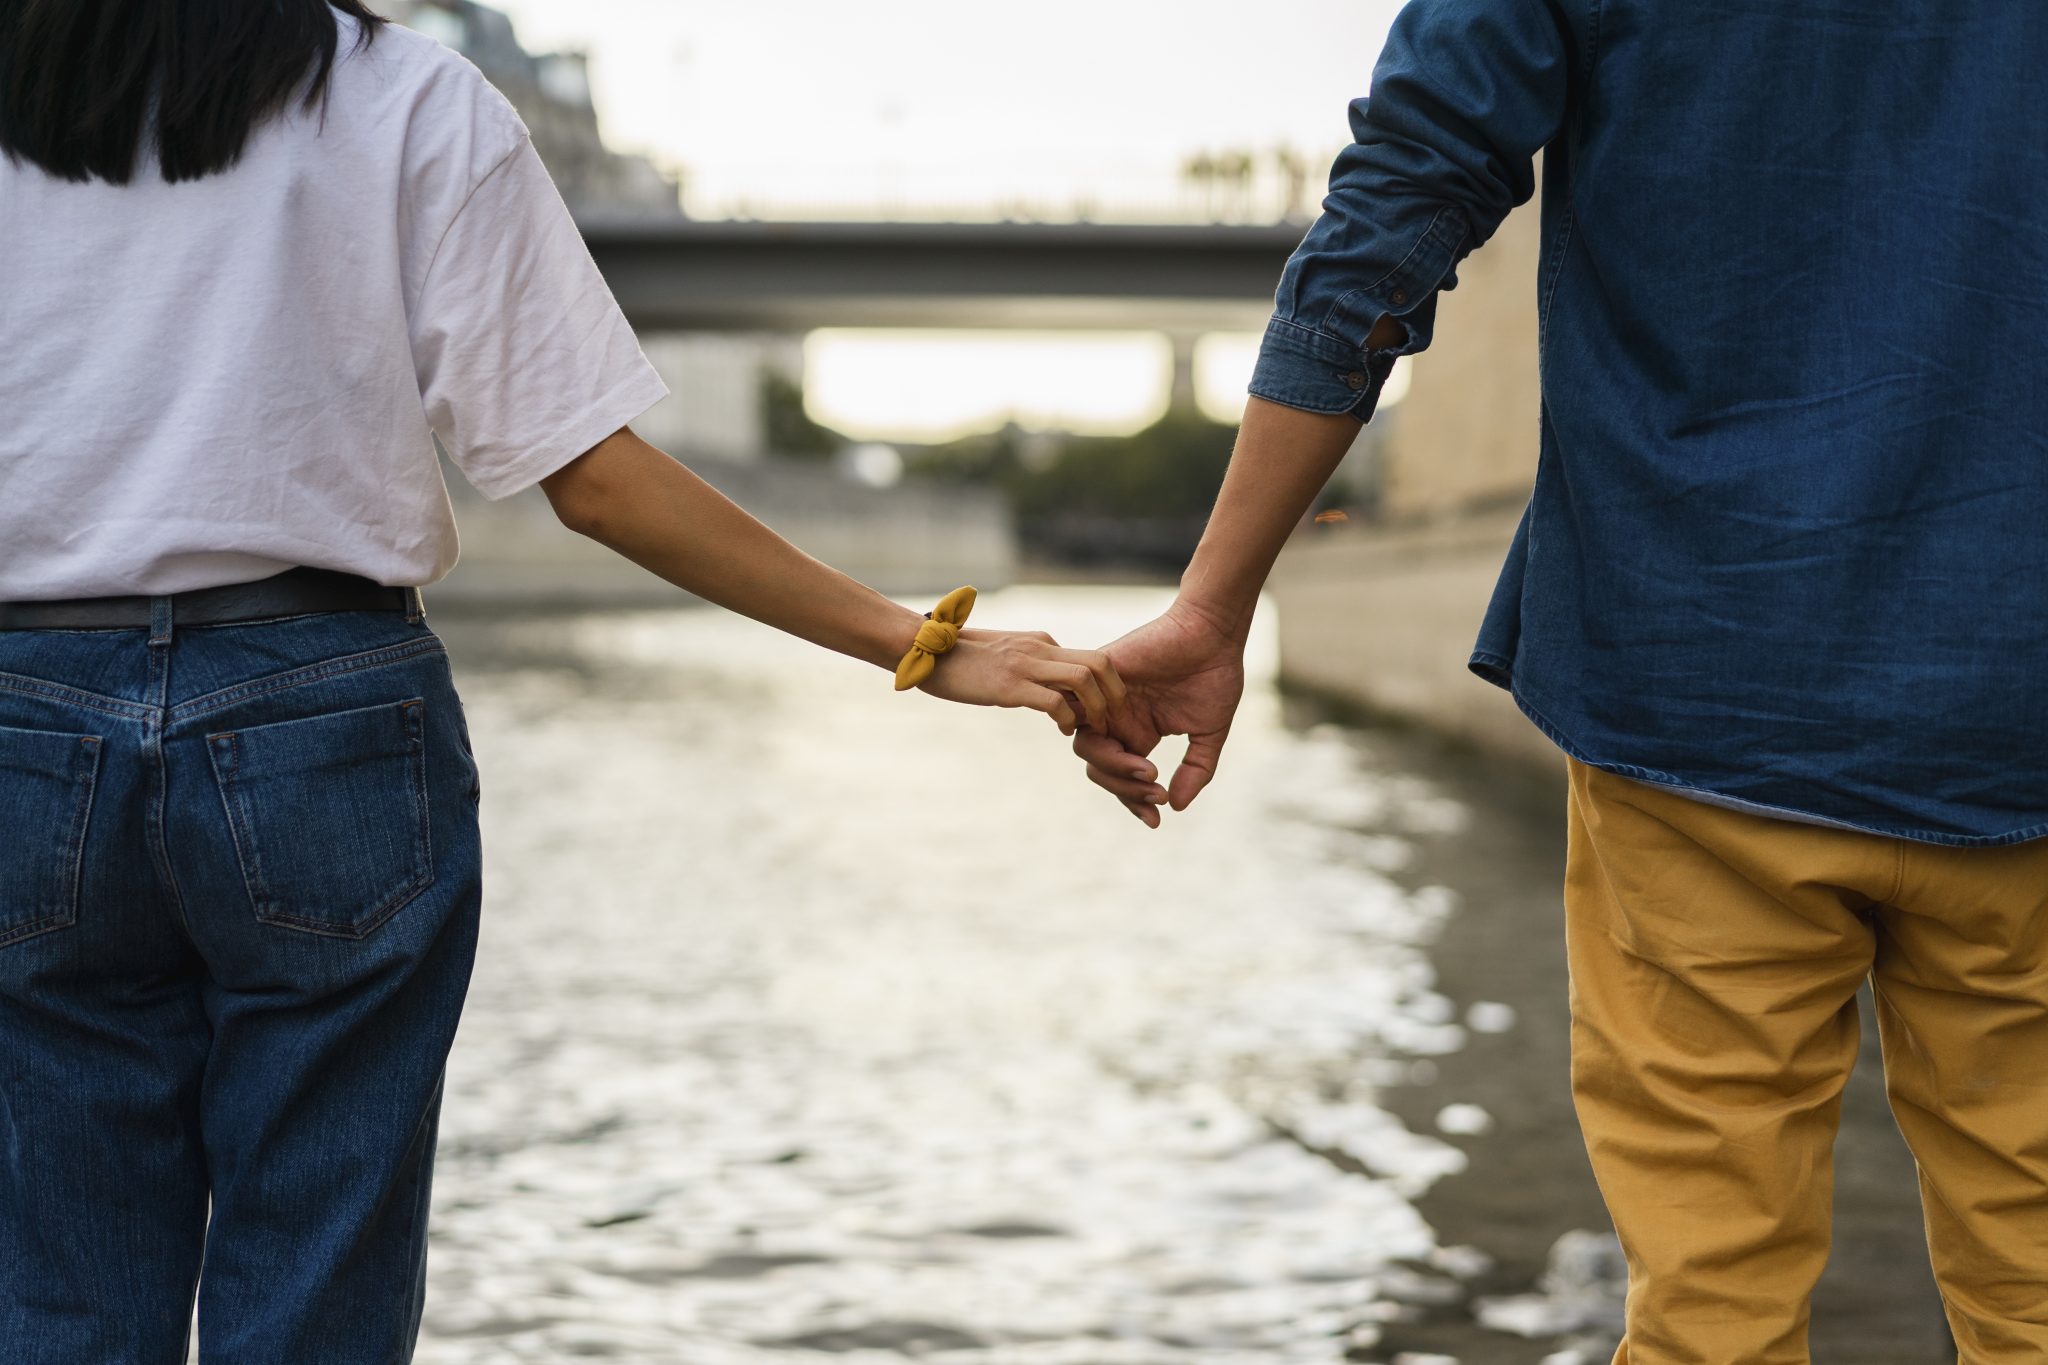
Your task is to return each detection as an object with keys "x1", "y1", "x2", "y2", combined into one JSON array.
[{"x1": 1251, "y1": 0, "x2": 2048, "y2": 846}]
